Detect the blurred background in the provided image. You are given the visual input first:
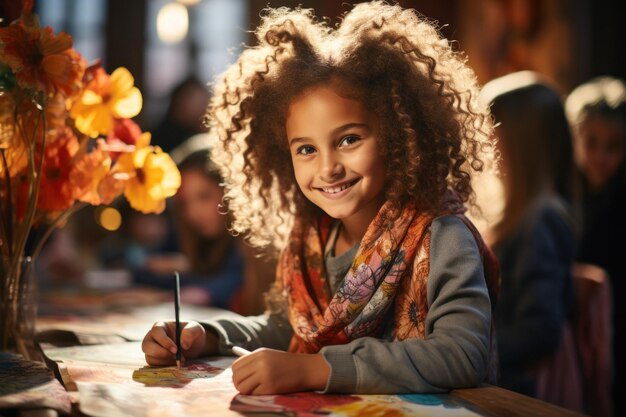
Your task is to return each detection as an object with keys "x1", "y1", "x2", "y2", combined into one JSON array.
[
  {"x1": 0, "y1": 0, "x2": 621, "y2": 127},
  {"x1": 1, "y1": 0, "x2": 624, "y2": 292},
  {"x1": 2, "y1": 0, "x2": 624, "y2": 299},
  {"x1": 2, "y1": 2, "x2": 624, "y2": 413}
]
